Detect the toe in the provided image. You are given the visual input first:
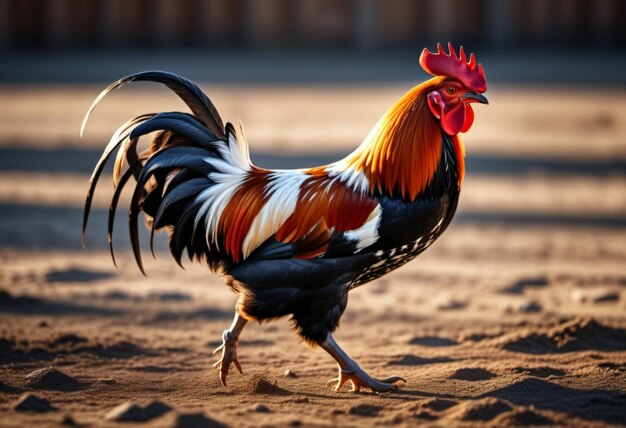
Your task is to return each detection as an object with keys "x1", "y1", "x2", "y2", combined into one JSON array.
[{"x1": 377, "y1": 375, "x2": 406, "y2": 384}]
